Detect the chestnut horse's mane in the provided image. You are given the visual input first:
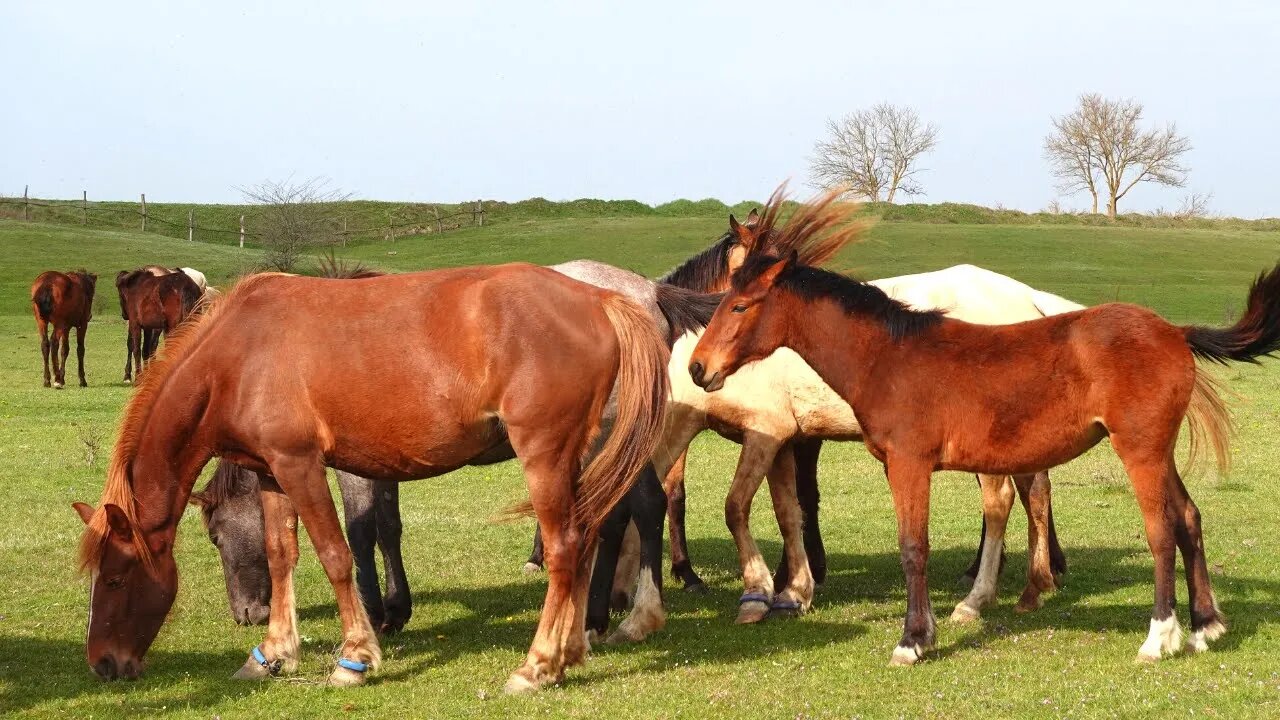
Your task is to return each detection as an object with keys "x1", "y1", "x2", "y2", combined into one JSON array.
[
  {"x1": 77, "y1": 273, "x2": 281, "y2": 574},
  {"x1": 734, "y1": 186, "x2": 942, "y2": 342}
]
